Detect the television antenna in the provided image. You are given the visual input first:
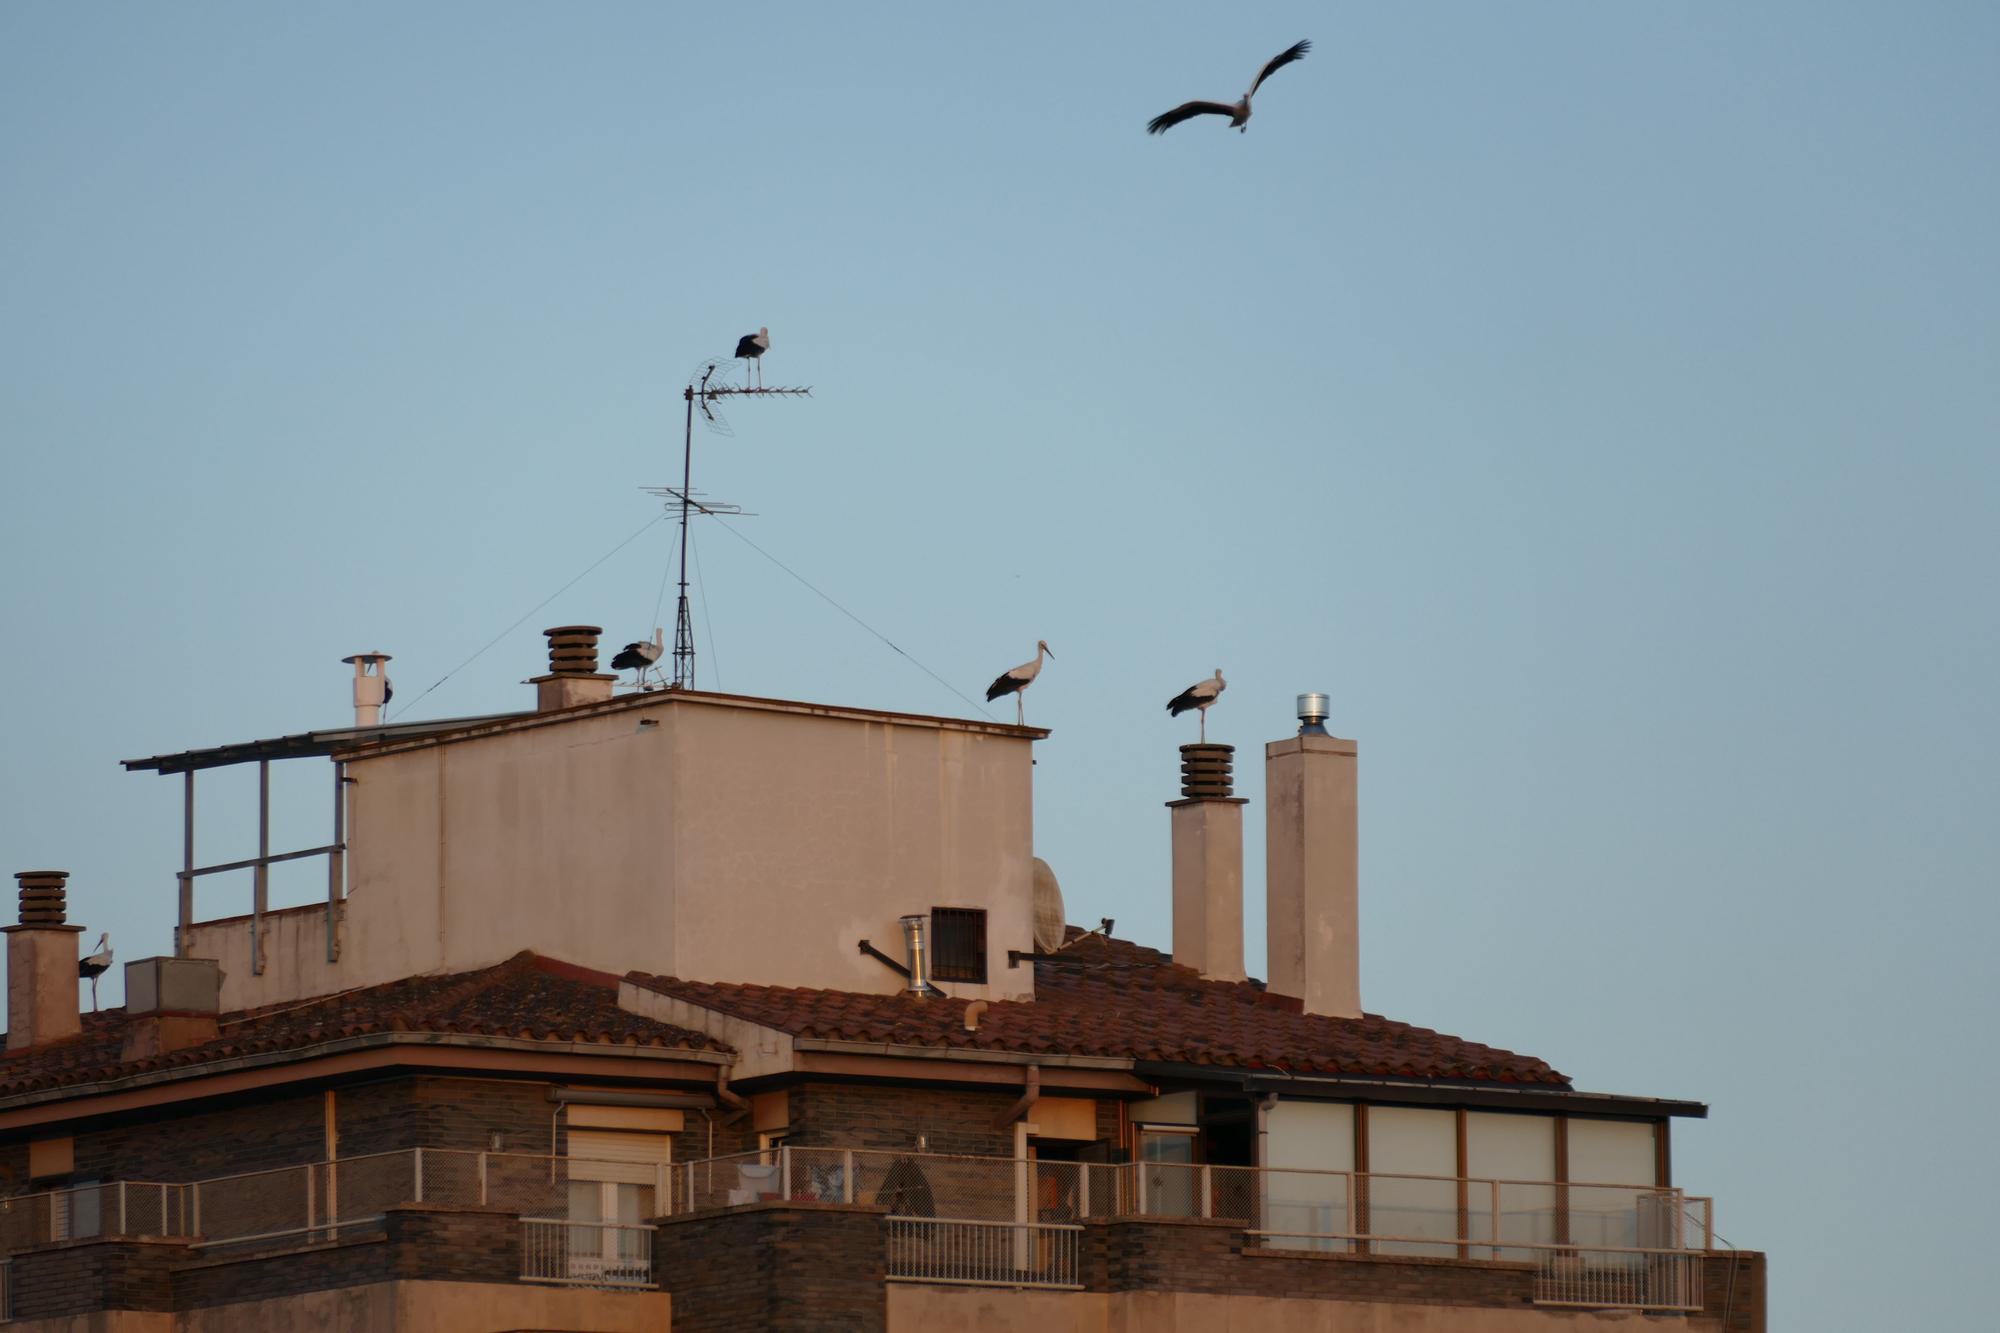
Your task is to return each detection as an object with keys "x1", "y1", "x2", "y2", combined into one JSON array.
[{"x1": 659, "y1": 359, "x2": 810, "y2": 689}]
